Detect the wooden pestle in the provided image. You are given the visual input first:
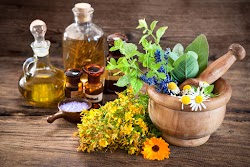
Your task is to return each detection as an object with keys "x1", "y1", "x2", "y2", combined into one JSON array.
[{"x1": 179, "y1": 44, "x2": 246, "y2": 89}]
